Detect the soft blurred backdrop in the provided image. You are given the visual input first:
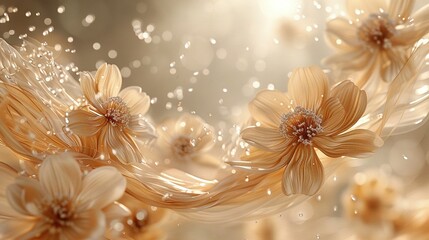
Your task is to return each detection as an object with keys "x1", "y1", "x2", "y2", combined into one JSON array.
[{"x1": 1, "y1": 0, "x2": 429, "y2": 239}]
